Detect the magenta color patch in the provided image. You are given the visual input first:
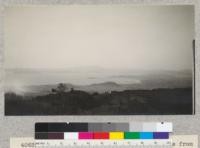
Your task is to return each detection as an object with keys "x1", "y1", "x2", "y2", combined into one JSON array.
[{"x1": 79, "y1": 132, "x2": 93, "y2": 139}]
